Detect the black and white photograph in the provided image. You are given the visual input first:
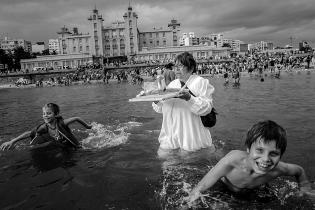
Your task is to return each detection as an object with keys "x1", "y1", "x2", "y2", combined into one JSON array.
[{"x1": 0, "y1": 0, "x2": 315, "y2": 209}]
